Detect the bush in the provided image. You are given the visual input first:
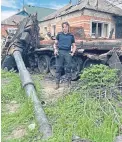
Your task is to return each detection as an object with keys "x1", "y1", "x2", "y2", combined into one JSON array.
[{"x1": 80, "y1": 64, "x2": 118, "y2": 89}]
